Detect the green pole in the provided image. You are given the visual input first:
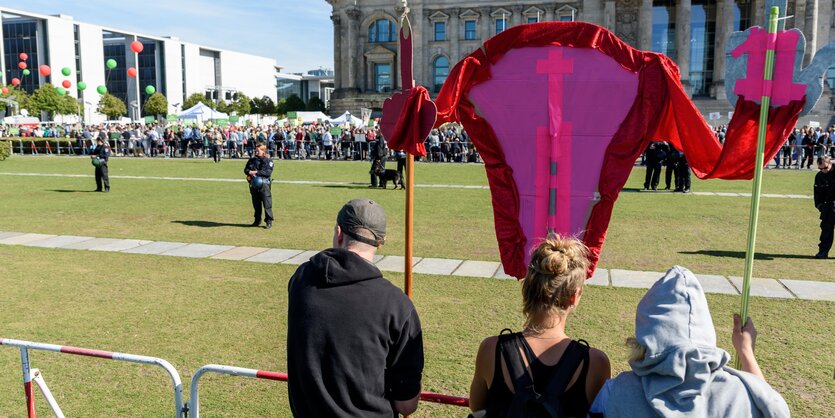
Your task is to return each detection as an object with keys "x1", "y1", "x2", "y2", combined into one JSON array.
[{"x1": 735, "y1": 6, "x2": 780, "y2": 368}]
